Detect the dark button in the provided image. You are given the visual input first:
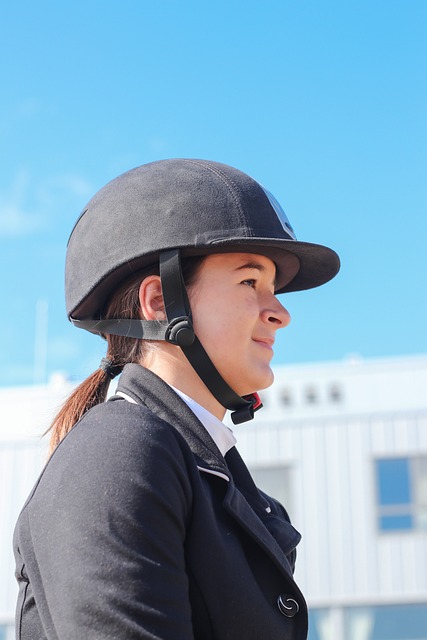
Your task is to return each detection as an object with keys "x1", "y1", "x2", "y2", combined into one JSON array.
[{"x1": 277, "y1": 594, "x2": 299, "y2": 618}]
